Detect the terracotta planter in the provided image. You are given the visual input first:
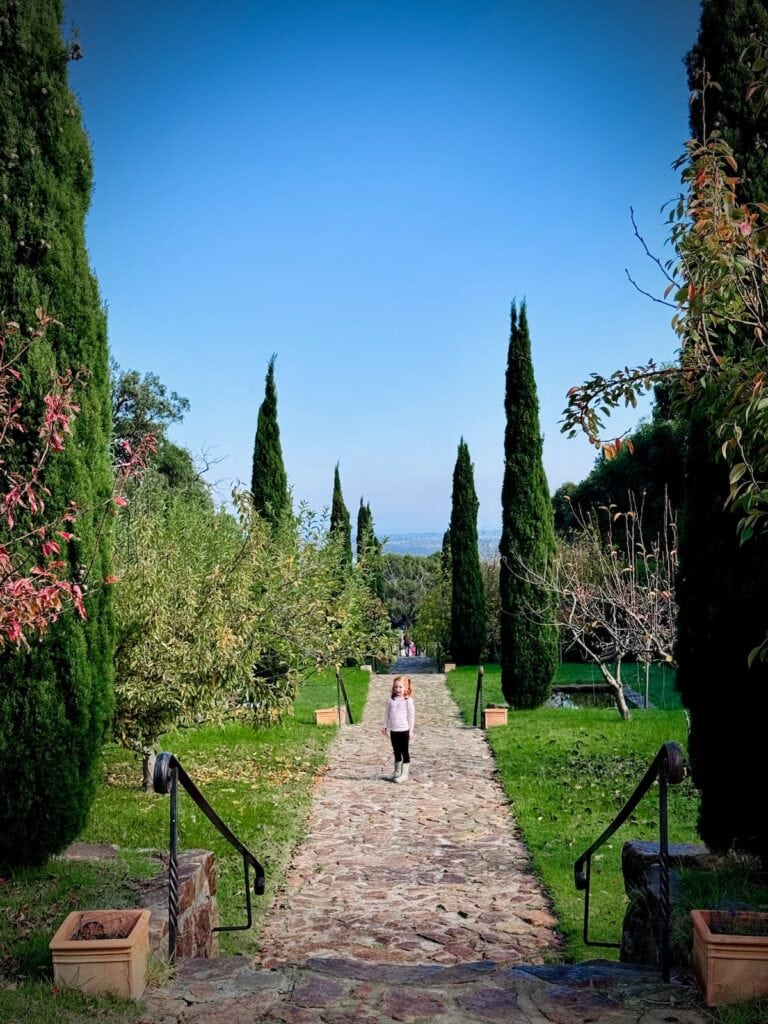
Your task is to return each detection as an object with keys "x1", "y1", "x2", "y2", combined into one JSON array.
[
  {"x1": 50, "y1": 908, "x2": 150, "y2": 999},
  {"x1": 443, "y1": 662, "x2": 456, "y2": 672},
  {"x1": 314, "y1": 706, "x2": 347, "y2": 725},
  {"x1": 483, "y1": 706, "x2": 508, "y2": 728},
  {"x1": 691, "y1": 909, "x2": 768, "y2": 1006}
]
